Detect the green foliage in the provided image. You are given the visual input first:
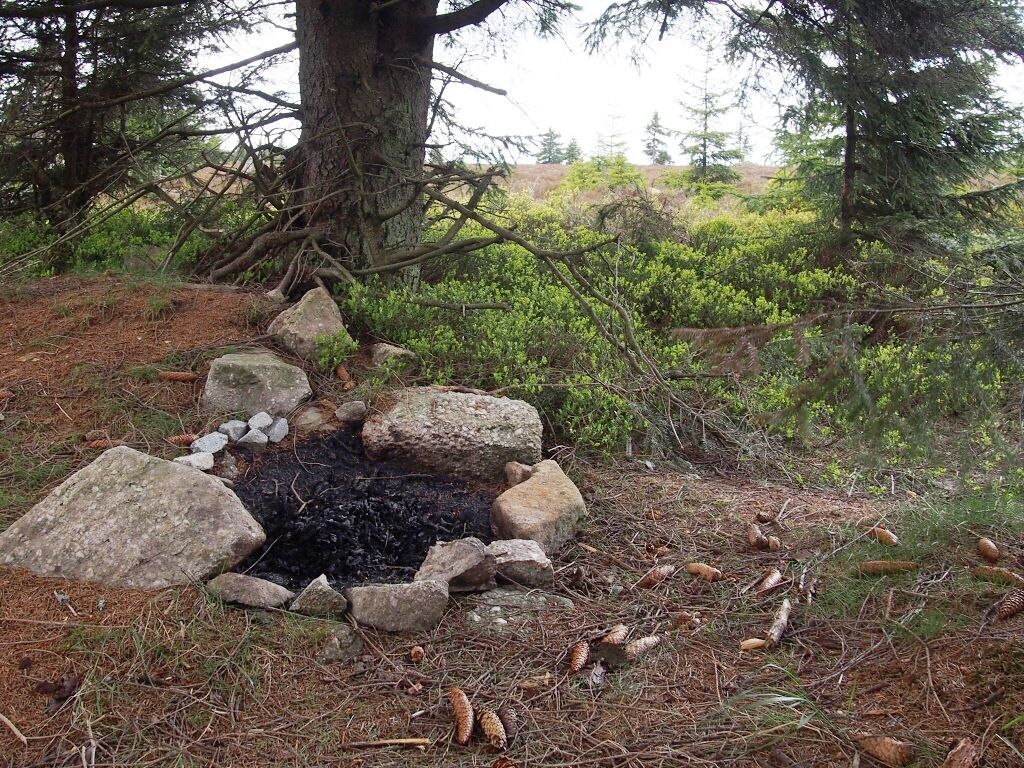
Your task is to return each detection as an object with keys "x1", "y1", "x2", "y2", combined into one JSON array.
[
  {"x1": 559, "y1": 155, "x2": 644, "y2": 193},
  {"x1": 535, "y1": 128, "x2": 566, "y2": 164},
  {"x1": 643, "y1": 112, "x2": 673, "y2": 165},
  {"x1": 315, "y1": 331, "x2": 358, "y2": 372}
]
